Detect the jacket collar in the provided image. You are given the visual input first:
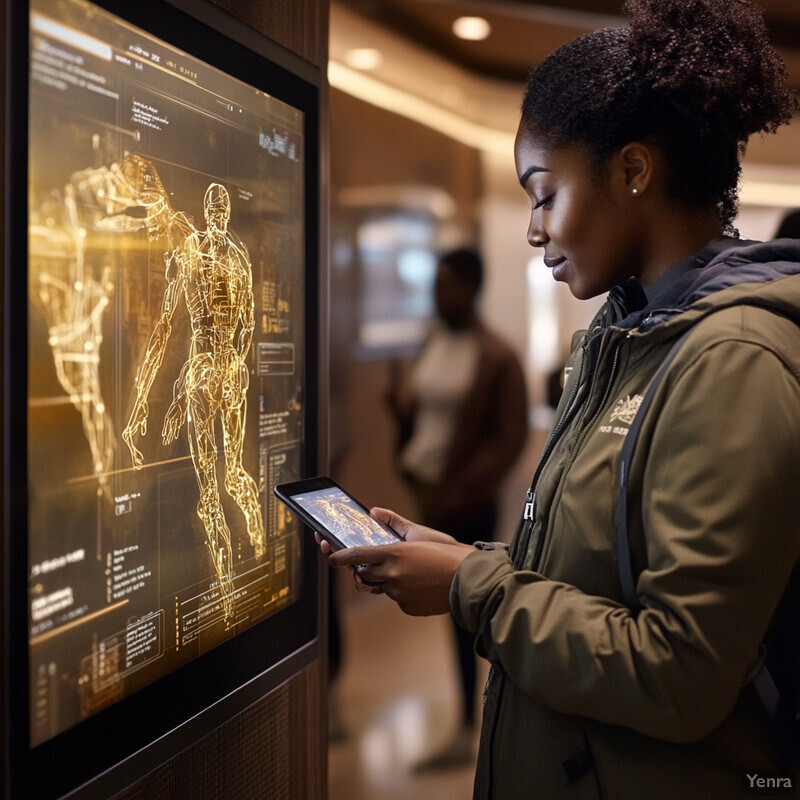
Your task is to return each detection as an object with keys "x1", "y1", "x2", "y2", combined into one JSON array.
[{"x1": 612, "y1": 236, "x2": 800, "y2": 332}]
